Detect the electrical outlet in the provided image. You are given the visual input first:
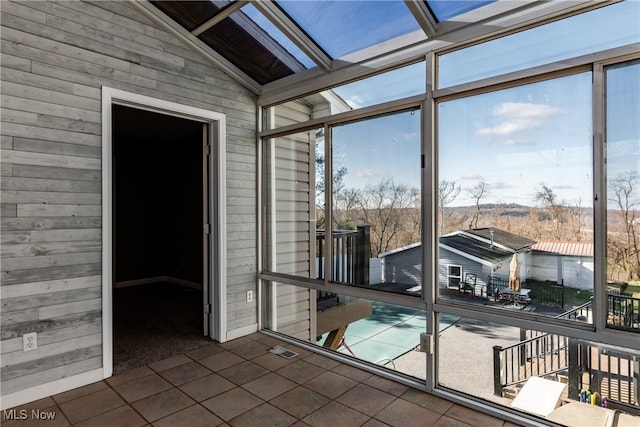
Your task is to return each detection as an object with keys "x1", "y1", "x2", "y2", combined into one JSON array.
[
  {"x1": 246, "y1": 290, "x2": 254, "y2": 303},
  {"x1": 23, "y1": 332, "x2": 37, "y2": 352}
]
